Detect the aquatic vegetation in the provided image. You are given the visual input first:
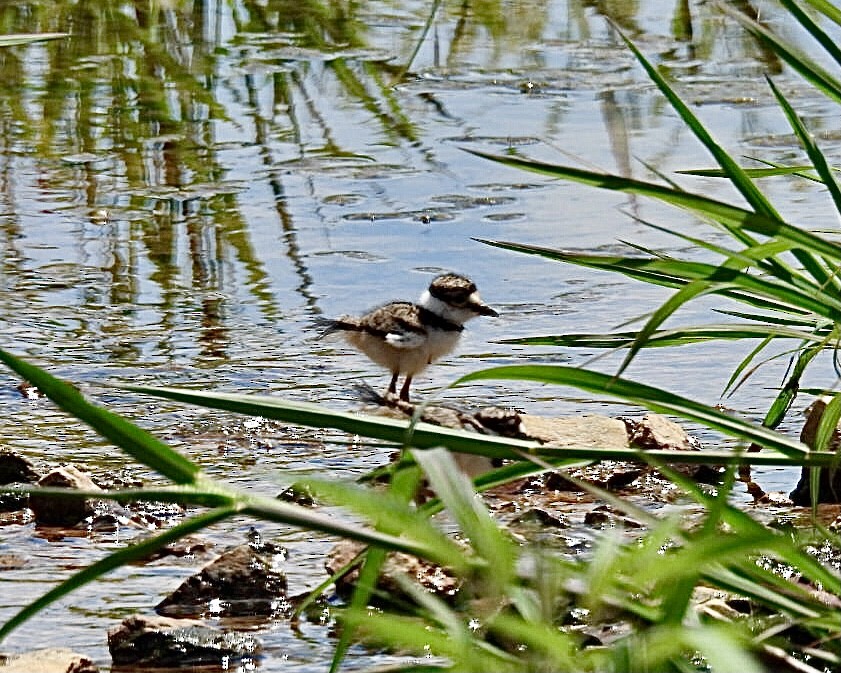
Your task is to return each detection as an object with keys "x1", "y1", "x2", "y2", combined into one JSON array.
[{"x1": 474, "y1": 4, "x2": 841, "y2": 439}]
